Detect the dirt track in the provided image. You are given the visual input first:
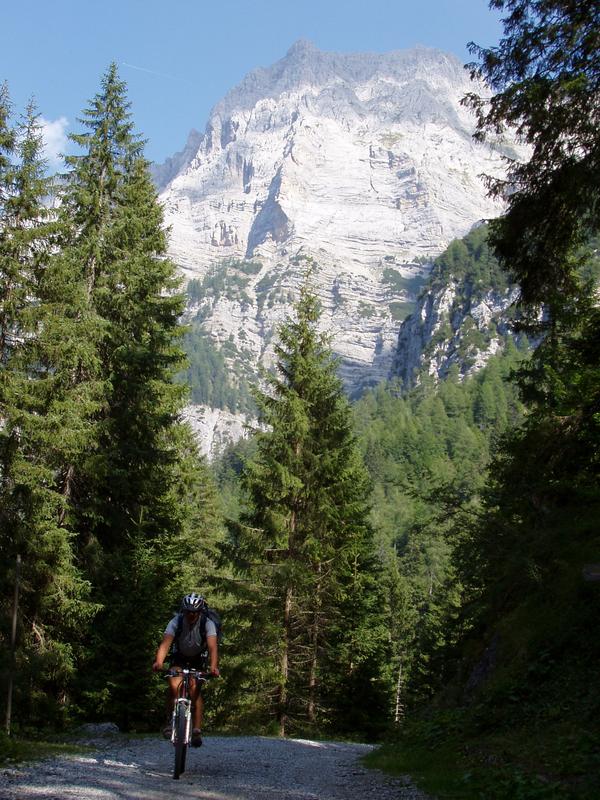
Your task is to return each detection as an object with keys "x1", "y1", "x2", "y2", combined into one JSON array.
[{"x1": 0, "y1": 733, "x2": 431, "y2": 799}]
